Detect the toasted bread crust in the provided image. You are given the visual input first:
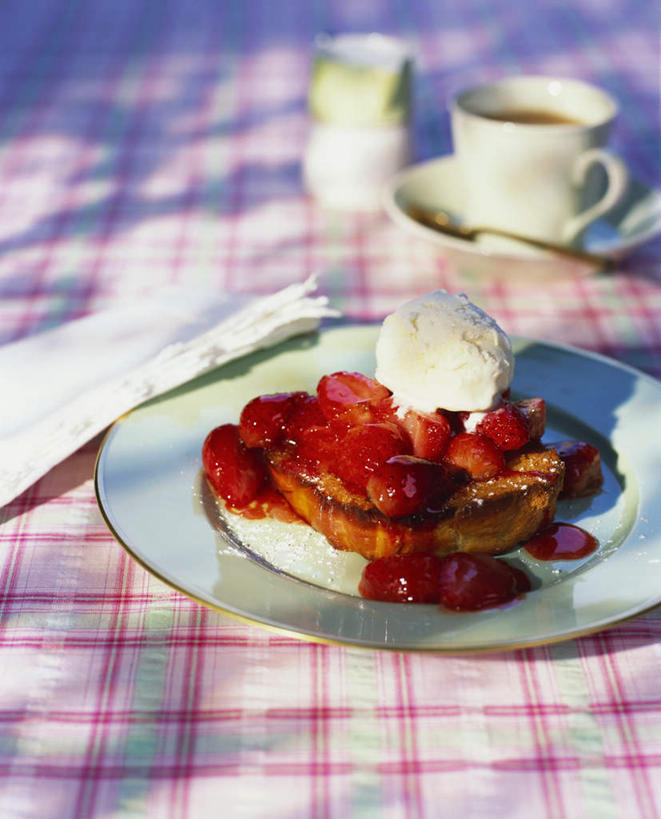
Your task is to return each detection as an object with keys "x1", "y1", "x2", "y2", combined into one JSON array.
[{"x1": 265, "y1": 446, "x2": 565, "y2": 560}]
